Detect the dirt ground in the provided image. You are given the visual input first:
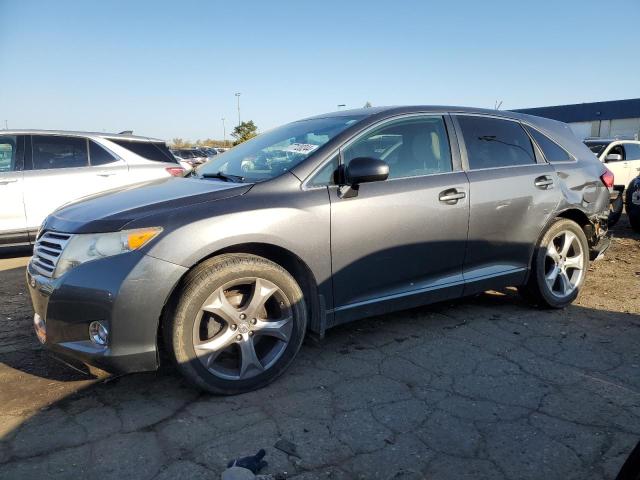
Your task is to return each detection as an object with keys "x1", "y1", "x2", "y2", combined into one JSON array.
[{"x1": 0, "y1": 217, "x2": 639, "y2": 479}]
